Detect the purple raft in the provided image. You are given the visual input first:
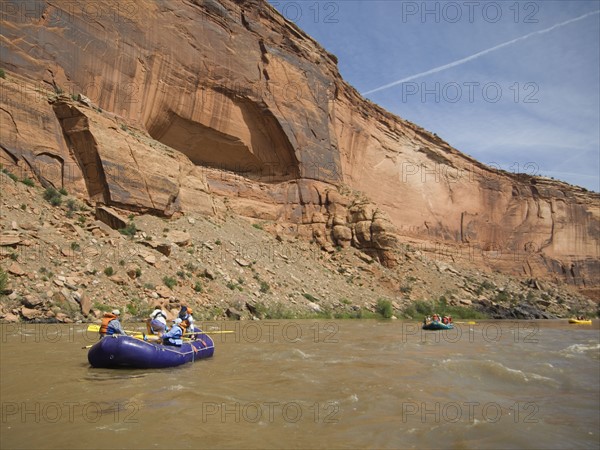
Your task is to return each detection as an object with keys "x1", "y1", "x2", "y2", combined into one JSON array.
[{"x1": 88, "y1": 329, "x2": 214, "y2": 368}]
